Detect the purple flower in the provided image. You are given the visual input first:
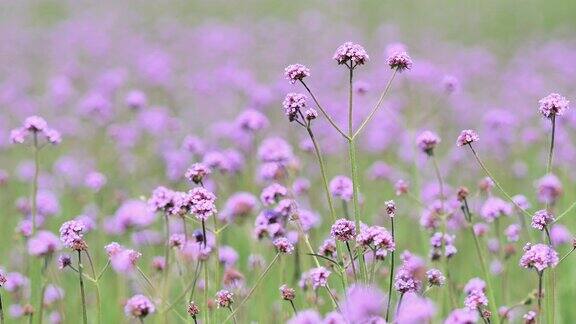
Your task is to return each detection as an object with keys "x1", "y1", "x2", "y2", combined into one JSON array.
[
  {"x1": 106, "y1": 243, "x2": 141, "y2": 274},
  {"x1": 426, "y1": 268, "x2": 446, "y2": 286},
  {"x1": 236, "y1": 109, "x2": 269, "y2": 132},
  {"x1": 309, "y1": 266, "x2": 331, "y2": 289},
  {"x1": 445, "y1": 308, "x2": 479, "y2": 324},
  {"x1": 384, "y1": 200, "x2": 396, "y2": 217},
  {"x1": 28, "y1": 231, "x2": 61, "y2": 257},
  {"x1": 456, "y1": 129, "x2": 479, "y2": 146},
  {"x1": 125, "y1": 90, "x2": 147, "y2": 110},
  {"x1": 124, "y1": 294, "x2": 155, "y2": 318},
  {"x1": 538, "y1": 93, "x2": 569, "y2": 118},
  {"x1": 185, "y1": 163, "x2": 211, "y2": 185},
  {"x1": 523, "y1": 310, "x2": 537, "y2": 323},
  {"x1": 341, "y1": 284, "x2": 386, "y2": 323},
  {"x1": 520, "y1": 243, "x2": 559, "y2": 272},
  {"x1": 536, "y1": 174, "x2": 563, "y2": 205},
  {"x1": 387, "y1": 51, "x2": 413, "y2": 72},
  {"x1": 215, "y1": 289, "x2": 234, "y2": 308},
  {"x1": 357, "y1": 224, "x2": 395, "y2": 251},
  {"x1": 395, "y1": 180, "x2": 409, "y2": 196},
  {"x1": 329, "y1": 176, "x2": 353, "y2": 202},
  {"x1": 221, "y1": 192, "x2": 258, "y2": 222},
  {"x1": 260, "y1": 183, "x2": 288, "y2": 206},
  {"x1": 288, "y1": 310, "x2": 322, "y2": 324},
  {"x1": 284, "y1": 64, "x2": 310, "y2": 84},
  {"x1": 274, "y1": 237, "x2": 295, "y2": 254},
  {"x1": 85, "y1": 172, "x2": 107, "y2": 192},
  {"x1": 416, "y1": 130, "x2": 441, "y2": 155},
  {"x1": 396, "y1": 293, "x2": 436, "y2": 324},
  {"x1": 187, "y1": 301, "x2": 199, "y2": 318},
  {"x1": 59, "y1": 220, "x2": 86, "y2": 251},
  {"x1": 333, "y1": 42, "x2": 369, "y2": 66},
  {"x1": 330, "y1": 219, "x2": 356, "y2": 241},
  {"x1": 550, "y1": 224, "x2": 572, "y2": 247},
  {"x1": 257, "y1": 137, "x2": 294, "y2": 165},
  {"x1": 282, "y1": 93, "x2": 307, "y2": 122},
  {"x1": 23, "y1": 116, "x2": 48, "y2": 132},
  {"x1": 464, "y1": 289, "x2": 488, "y2": 310},
  {"x1": 189, "y1": 187, "x2": 217, "y2": 220},
  {"x1": 531, "y1": 209, "x2": 554, "y2": 231},
  {"x1": 505, "y1": 224, "x2": 521, "y2": 242},
  {"x1": 43, "y1": 284, "x2": 64, "y2": 305},
  {"x1": 219, "y1": 246, "x2": 239, "y2": 267},
  {"x1": 480, "y1": 197, "x2": 512, "y2": 222},
  {"x1": 280, "y1": 284, "x2": 296, "y2": 300}
]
